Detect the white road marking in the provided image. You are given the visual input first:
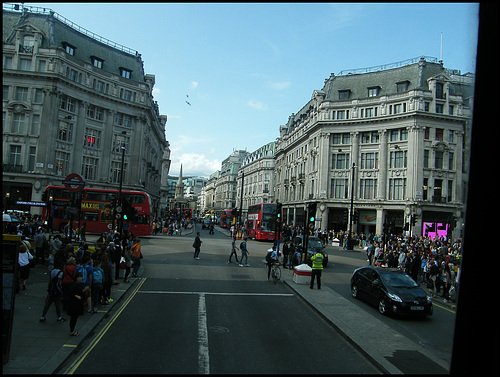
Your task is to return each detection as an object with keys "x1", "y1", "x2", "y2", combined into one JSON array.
[
  {"x1": 198, "y1": 293, "x2": 209, "y2": 374},
  {"x1": 138, "y1": 291, "x2": 294, "y2": 296}
]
